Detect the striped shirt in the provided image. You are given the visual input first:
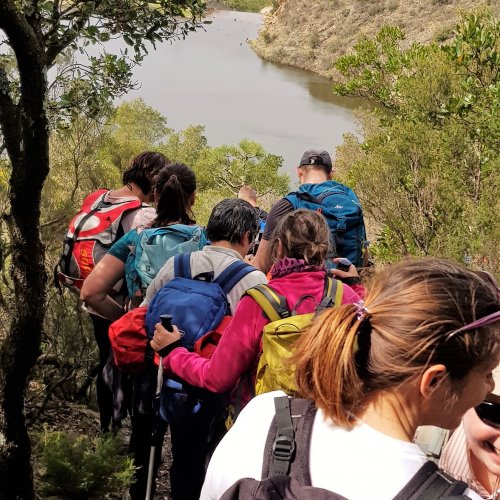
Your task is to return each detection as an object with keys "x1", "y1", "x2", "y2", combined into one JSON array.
[{"x1": 440, "y1": 423, "x2": 498, "y2": 499}]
